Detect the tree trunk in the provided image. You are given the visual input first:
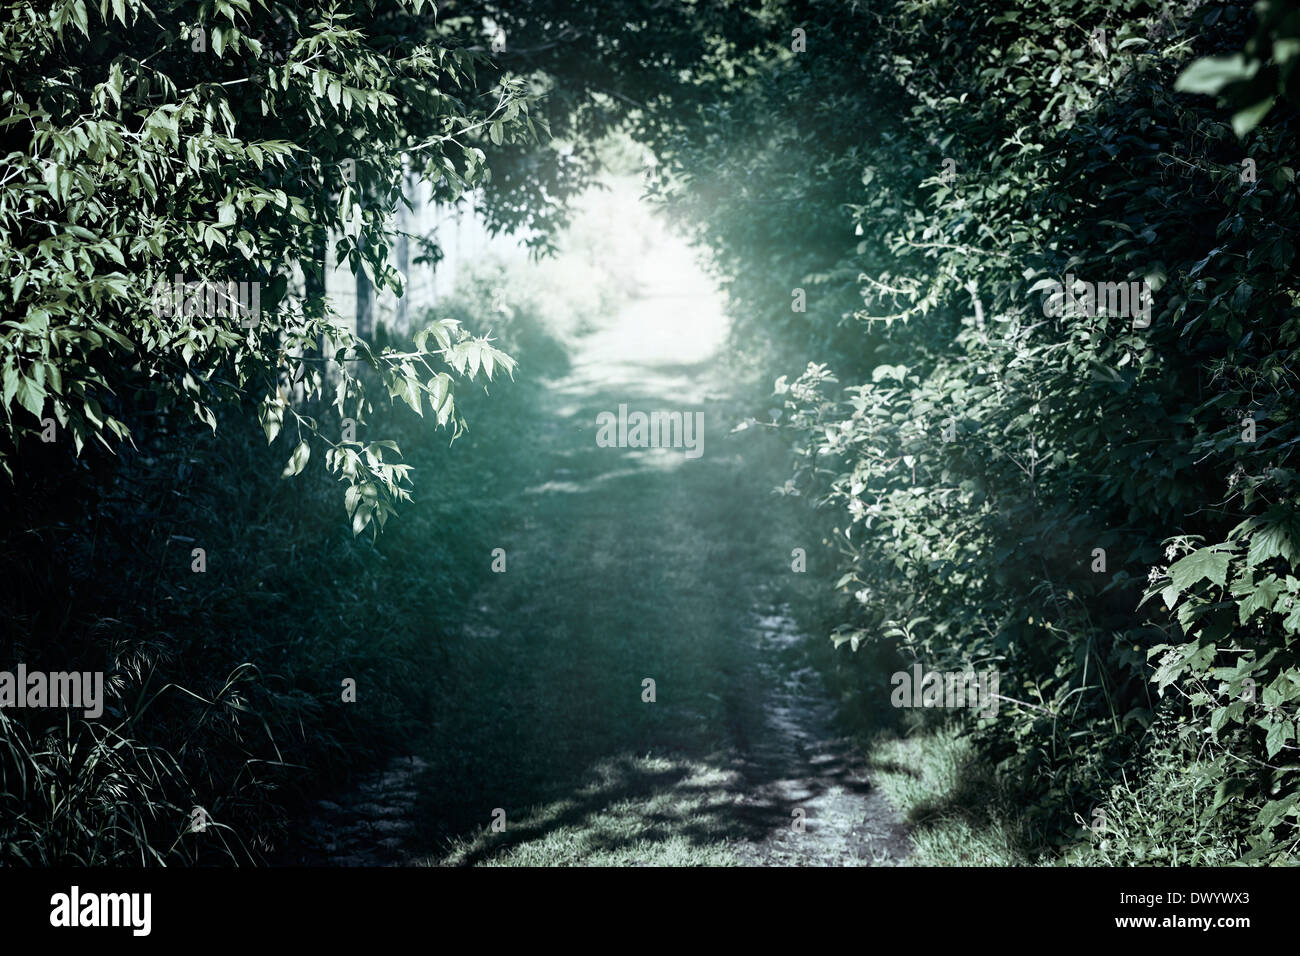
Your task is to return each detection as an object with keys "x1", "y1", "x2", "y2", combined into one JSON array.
[
  {"x1": 355, "y1": 255, "x2": 373, "y2": 342},
  {"x1": 395, "y1": 172, "x2": 411, "y2": 337},
  {"x1": 307, "y1": 227, "x2": 327, "y2": 356}
]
